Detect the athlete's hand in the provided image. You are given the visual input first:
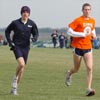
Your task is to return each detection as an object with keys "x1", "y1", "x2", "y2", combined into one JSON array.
[
  {"x1": 91, "y1": 33, "x2": 97, "y2": 40},
  {"x1": 31, "y1": 37, "x2": 37, "y2": 42},
  {"x1": 10, "y1": 42, "x2": 15, "y2": 51}
]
